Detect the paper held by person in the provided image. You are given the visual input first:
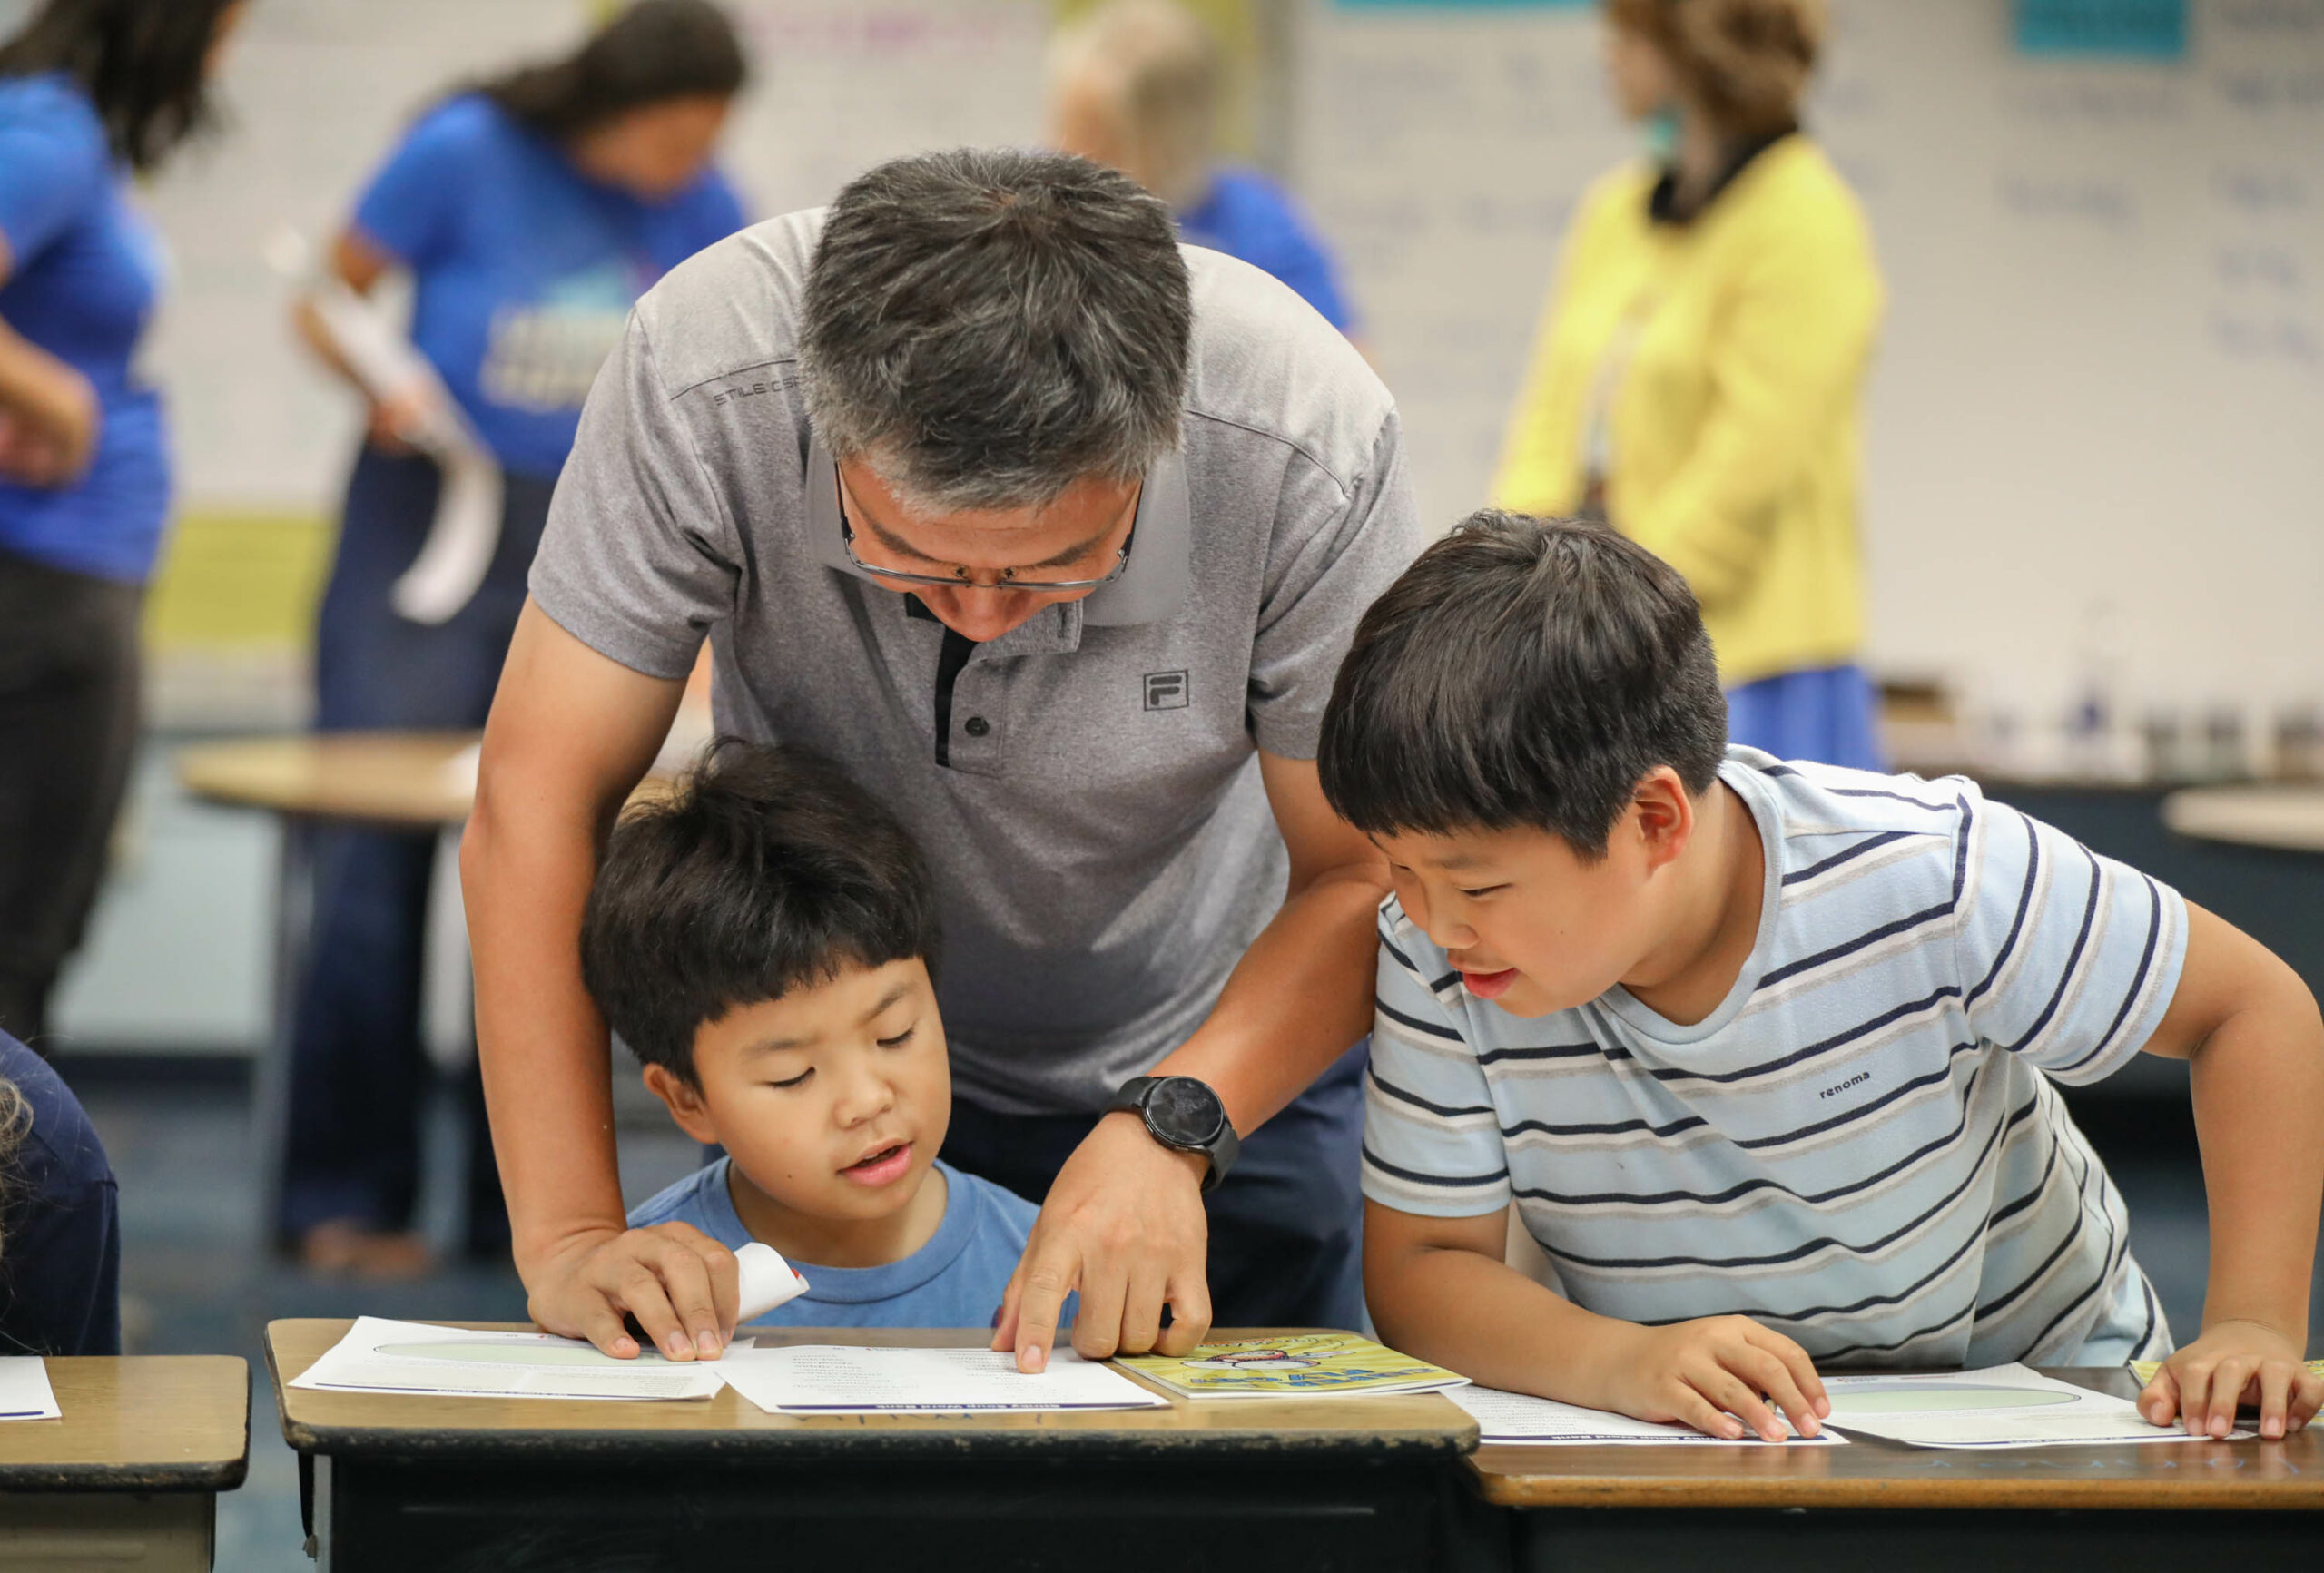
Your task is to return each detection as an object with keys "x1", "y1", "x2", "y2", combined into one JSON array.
[
  {"x1": 273, "y1": 231, "x2": 504, "y2": 627},
  {"x1": 714, "y1": 1344, "x2": 1170, "y2": 1415},
  {"x1": 288, "y1": 1316, "x2": 734, "y2": 1402},
  {"x1": 1819, "y1": 1364, "x2": 2251, "y2": 1449},
  {"x1": 1448, "y1": 1383, "x2": 1843, "y2": 1445}
]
